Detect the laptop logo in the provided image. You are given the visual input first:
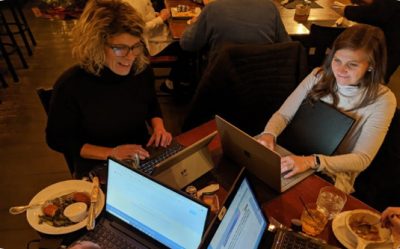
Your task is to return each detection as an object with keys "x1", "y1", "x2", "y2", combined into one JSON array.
[
  {"x1": 243, "y1": 150, "x2": 251, "y2": 158},
  {"x1": 180, "y1": 169, "x2": 188, "y2": 176}
]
